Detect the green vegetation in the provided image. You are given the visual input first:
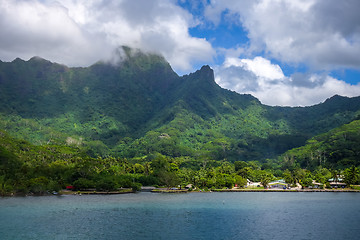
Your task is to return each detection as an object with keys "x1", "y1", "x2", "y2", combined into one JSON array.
[
  {"x1": 0, "y1": 127, "x2": 359, "y2": 195},
  {"x1": 0, "y1": 47, "x2": 359, "y2": 195},
  {"x1": 280, "y1": 120, "x2": 360, "y2": 170}
]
